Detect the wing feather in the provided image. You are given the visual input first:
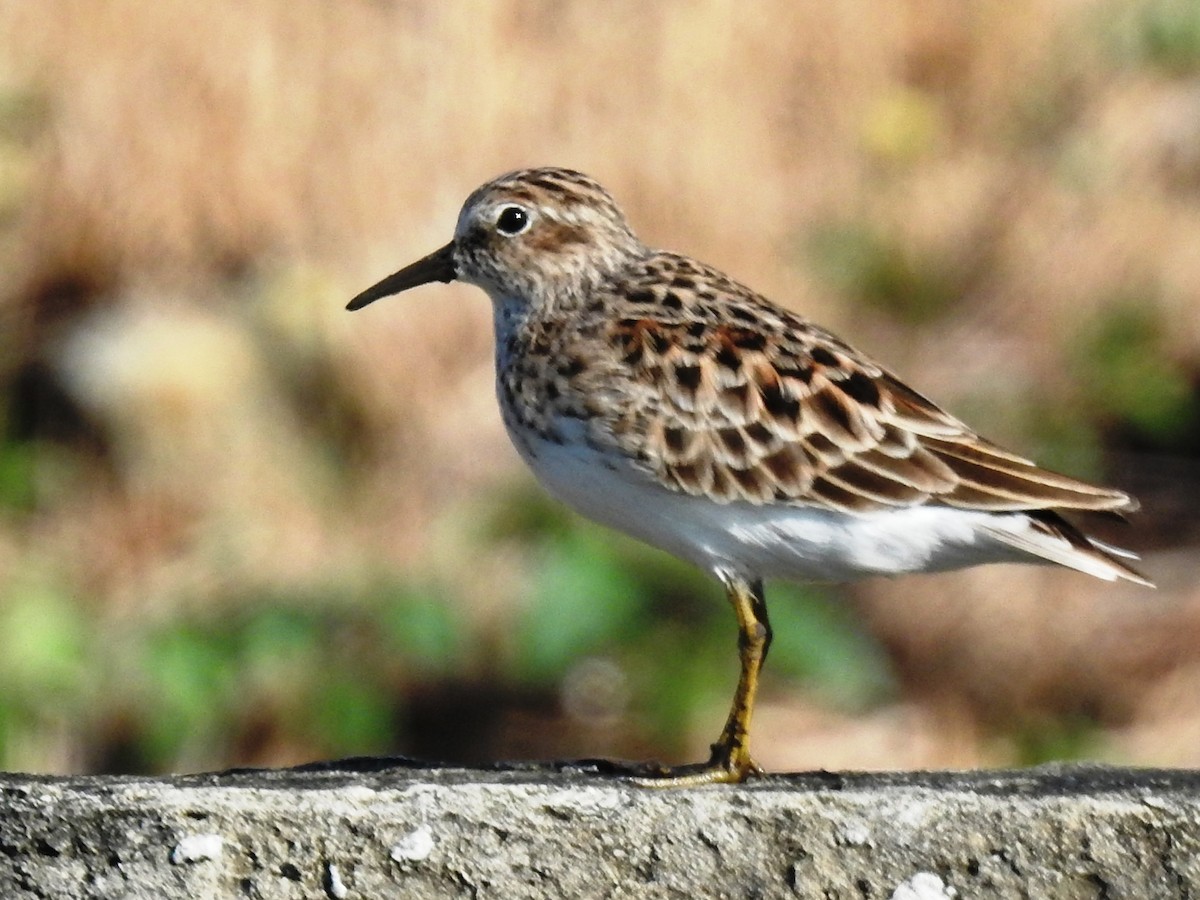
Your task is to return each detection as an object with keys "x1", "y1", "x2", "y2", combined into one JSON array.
[{"x1": 582, "y1": 255, "x2": 1138, "y2": 517}]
